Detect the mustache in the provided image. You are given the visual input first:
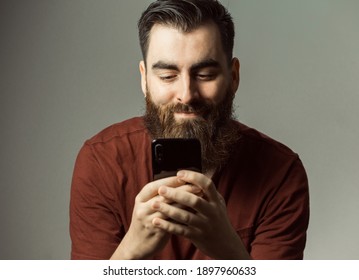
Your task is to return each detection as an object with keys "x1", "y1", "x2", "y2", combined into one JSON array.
[{"x1": 170, "y1": 101, "x2": 212, "y2": 115}]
